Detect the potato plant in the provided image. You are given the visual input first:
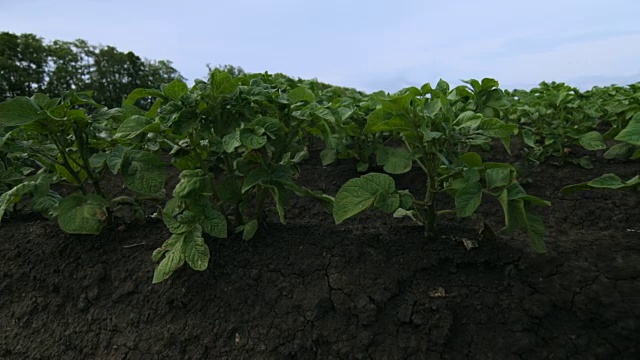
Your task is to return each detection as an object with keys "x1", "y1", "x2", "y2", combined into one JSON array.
[
  {"x1": 122, "y1": 71, "x2": 332, "y2": 282},
  {"x1": 449, "y1": 78, "x2": 512, "y2": 119},
  {"x1": 0, "y1": 91, "x2": 165, "y2": 233},
  {"x1": 583, "y1": 83, "x2": 640, "y2": 133},
  {"x1": 0, "y1": 128, "x2": 37, "y2": 194},
  {"x1": 332, "y1": 80, "x2": 550, "y2": 252},
  {"x1": 315, "y1": 89, "x2": 386, "y2": 172},
  {"x1": 2, "y1": 71, "x2": 637, "y2": 284},
  {"x1": 561, "y1": 113, "x2": 640, "y2": 194},
  {"x1": 507, "y1": 82, "x2": 605, "y2": 168}
]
